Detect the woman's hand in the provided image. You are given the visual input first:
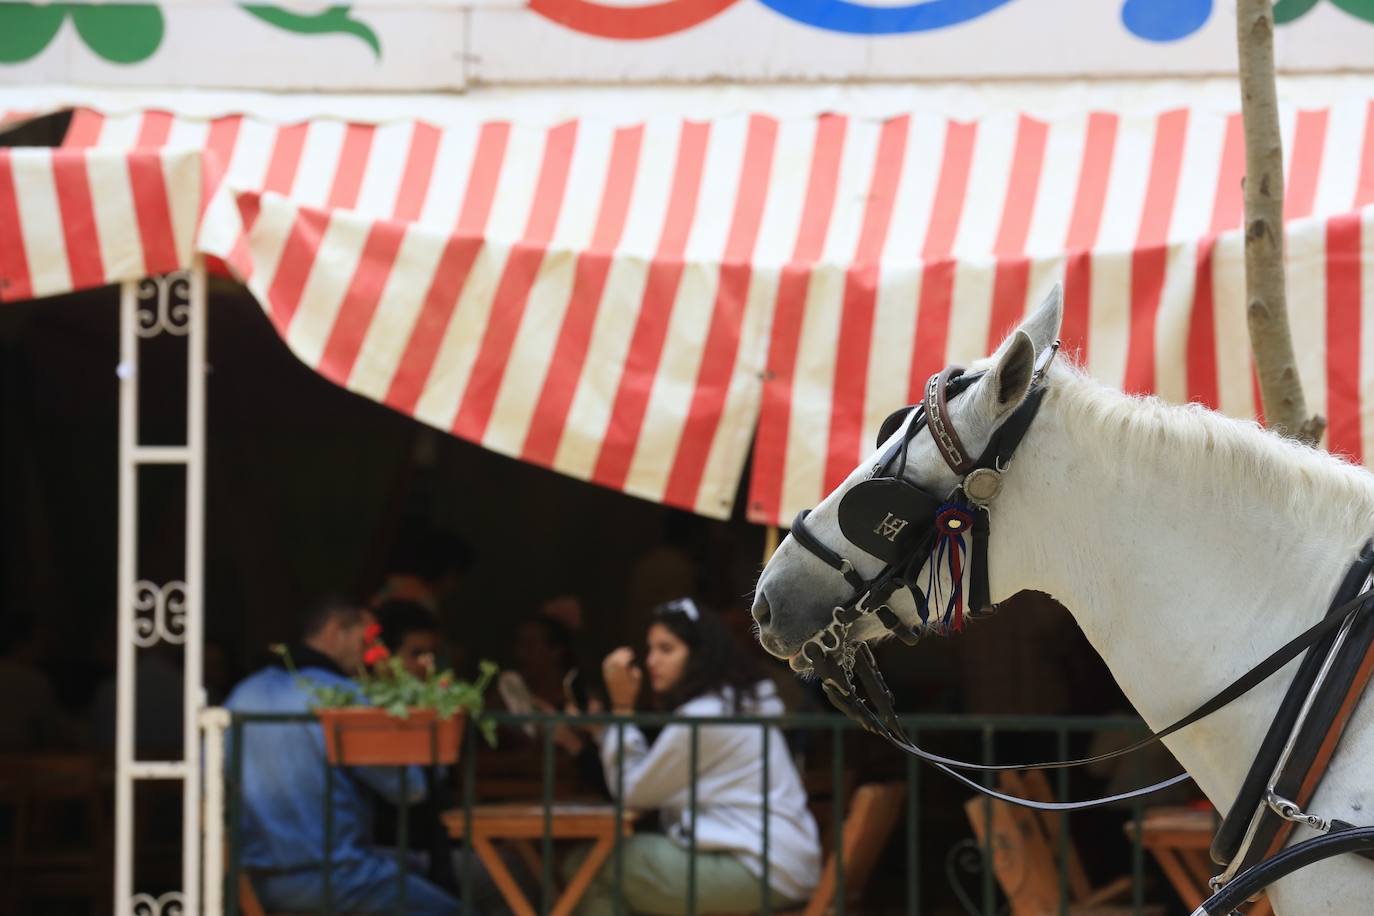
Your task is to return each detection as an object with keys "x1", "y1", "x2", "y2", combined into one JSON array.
[
  {"x1": 533, "y1": 696, "x2": 586, "y2": 755},
  {"x1": 601, "y1": 647, "x2": 642, "y2": 714}
]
